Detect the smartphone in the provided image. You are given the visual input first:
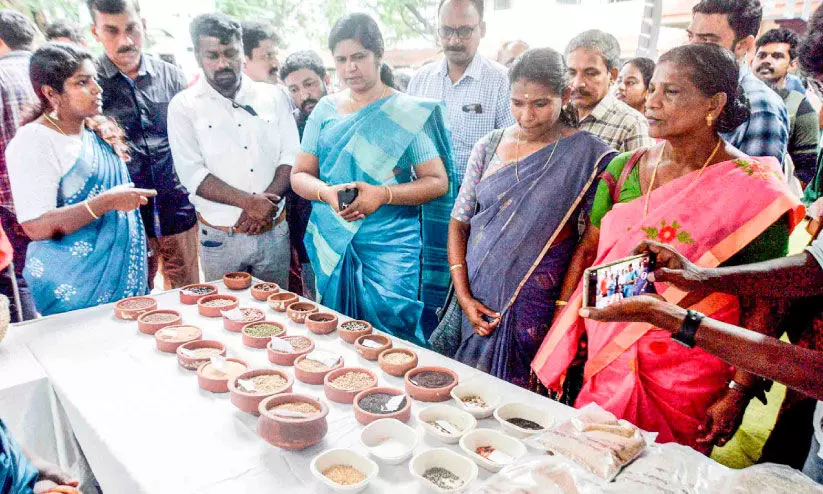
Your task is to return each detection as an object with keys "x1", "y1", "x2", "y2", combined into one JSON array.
[
  {"x1": 583, "y1": 253, "x2": 657, "y2": 308},
  {"x1": 337, "y1": 188, "x2": 359, "y2": 211}
]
